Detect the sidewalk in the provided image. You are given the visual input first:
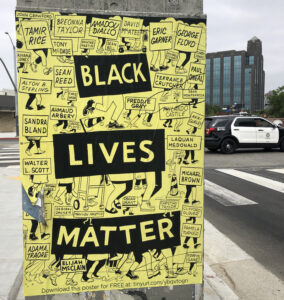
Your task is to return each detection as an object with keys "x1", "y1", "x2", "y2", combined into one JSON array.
[
  {"x1": 0, "y1": 167, "x2": 22, "y2": 300},
  {"x1": 0, "y1": 132, "x2": 18, "y2": 140}
]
